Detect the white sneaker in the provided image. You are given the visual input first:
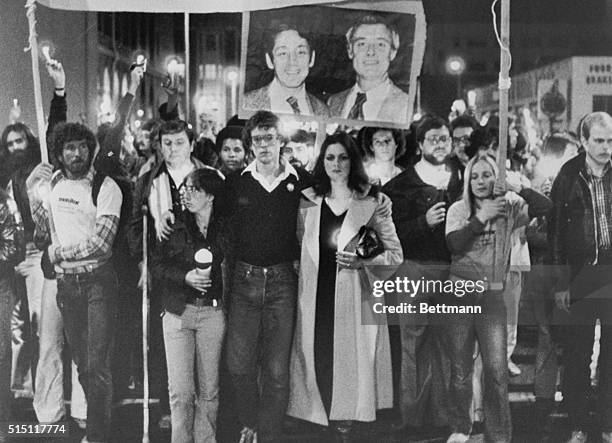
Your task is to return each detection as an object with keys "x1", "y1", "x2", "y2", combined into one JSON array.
[
  {"x1": 447, "y1": 432, "x2": 469, "y2": 443},
  {"x1": 508, "y1": 360, "x2": 522, "y2": 376},
  {"x1": 567, "y1": 430, "x2": 588, "y2": 443}
]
